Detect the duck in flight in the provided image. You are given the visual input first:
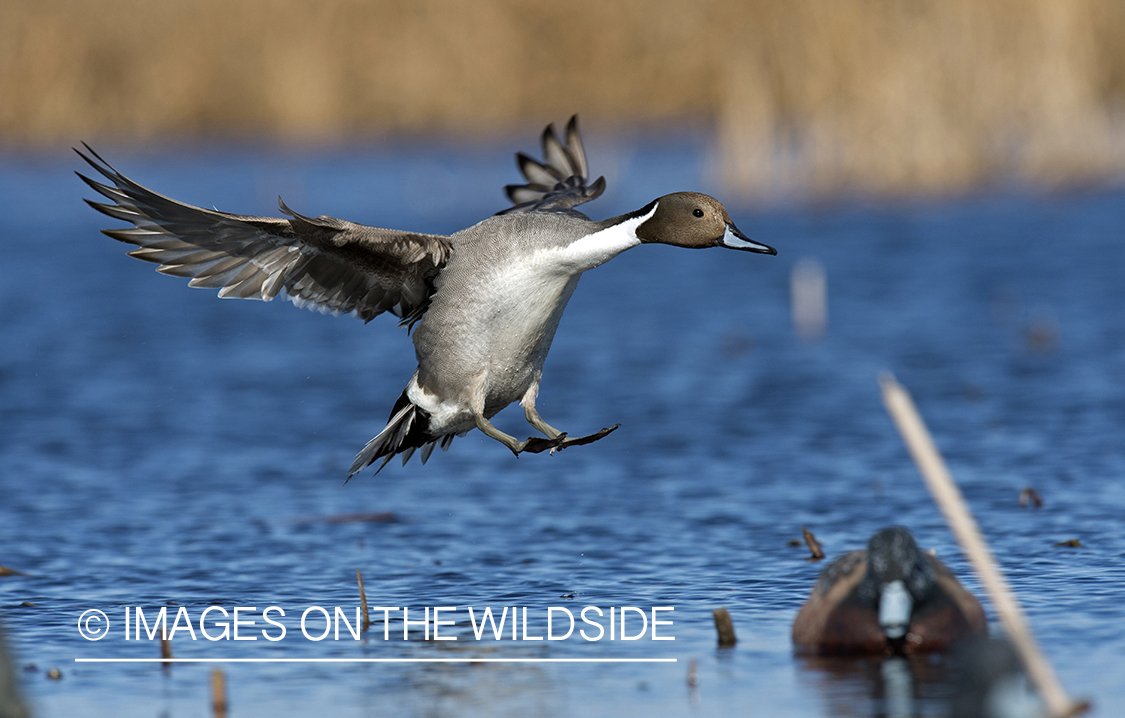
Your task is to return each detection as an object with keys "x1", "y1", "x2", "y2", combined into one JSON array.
[{"x1": 77, "y1": 117, "x2": 776, "y2": 477}]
